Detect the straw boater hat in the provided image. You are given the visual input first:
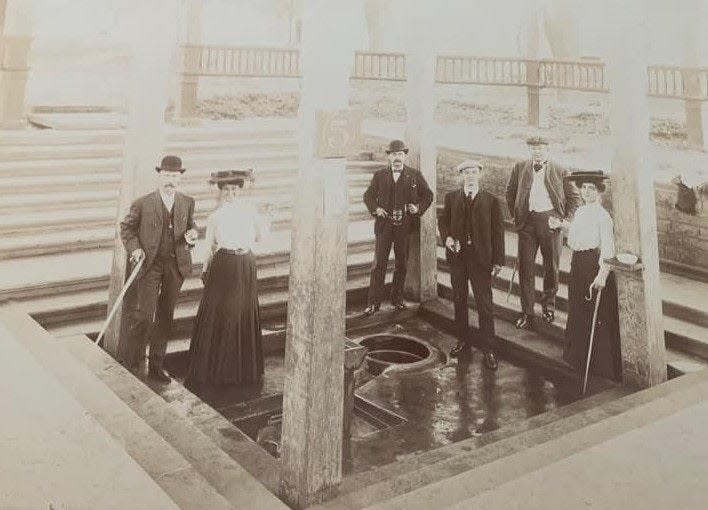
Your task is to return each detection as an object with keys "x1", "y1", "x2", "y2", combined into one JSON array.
[
  {"x1": 155, "y1": 155, "x2": 186, "y2": 173},
  {"x1": 209, "y1": 169, "x2": 255, "y2": 188},
  {"x1": 565, "y1": 170, "x2": 609, "y2": 191}
]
